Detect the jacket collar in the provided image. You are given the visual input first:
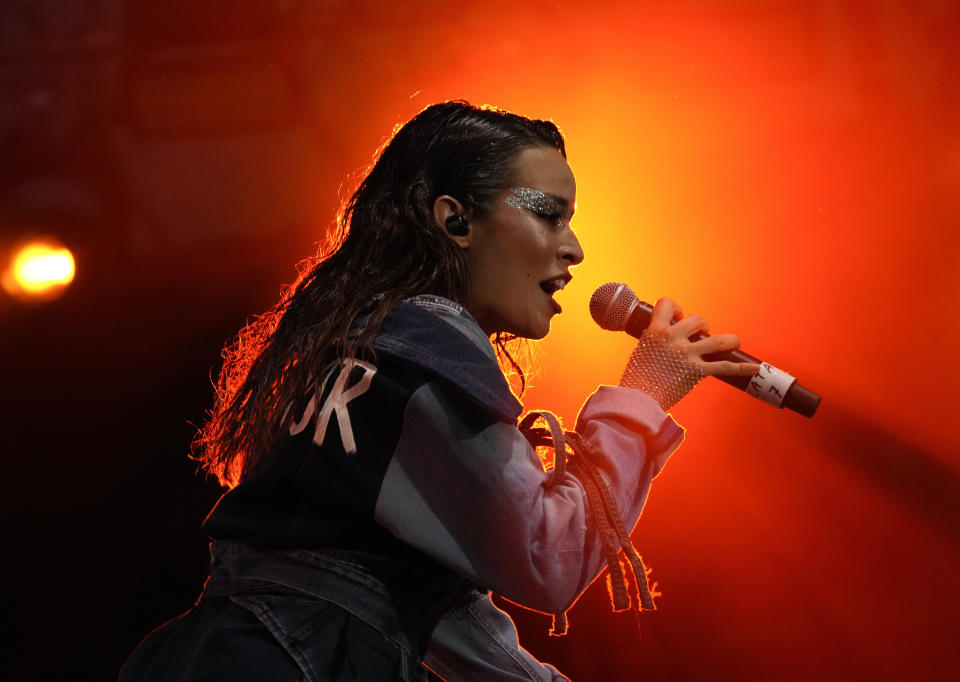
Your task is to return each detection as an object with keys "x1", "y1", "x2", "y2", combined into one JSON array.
[{"x1": 372, "y1": 298, "x2": 523, "y2": 423}]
